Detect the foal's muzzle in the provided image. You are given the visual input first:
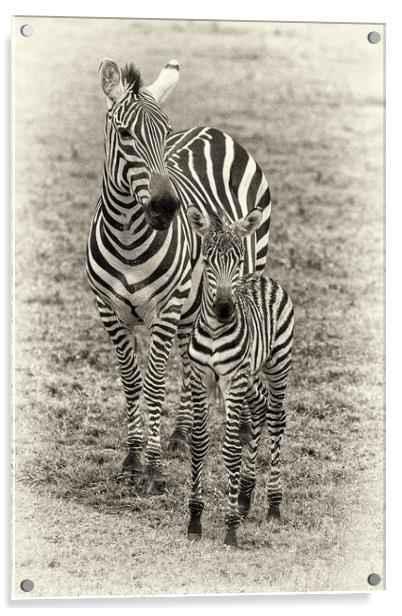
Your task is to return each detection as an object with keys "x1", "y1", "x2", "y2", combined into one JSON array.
[{"x1": 213, "y1": 300, "x2": 236, "y2": 324}]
